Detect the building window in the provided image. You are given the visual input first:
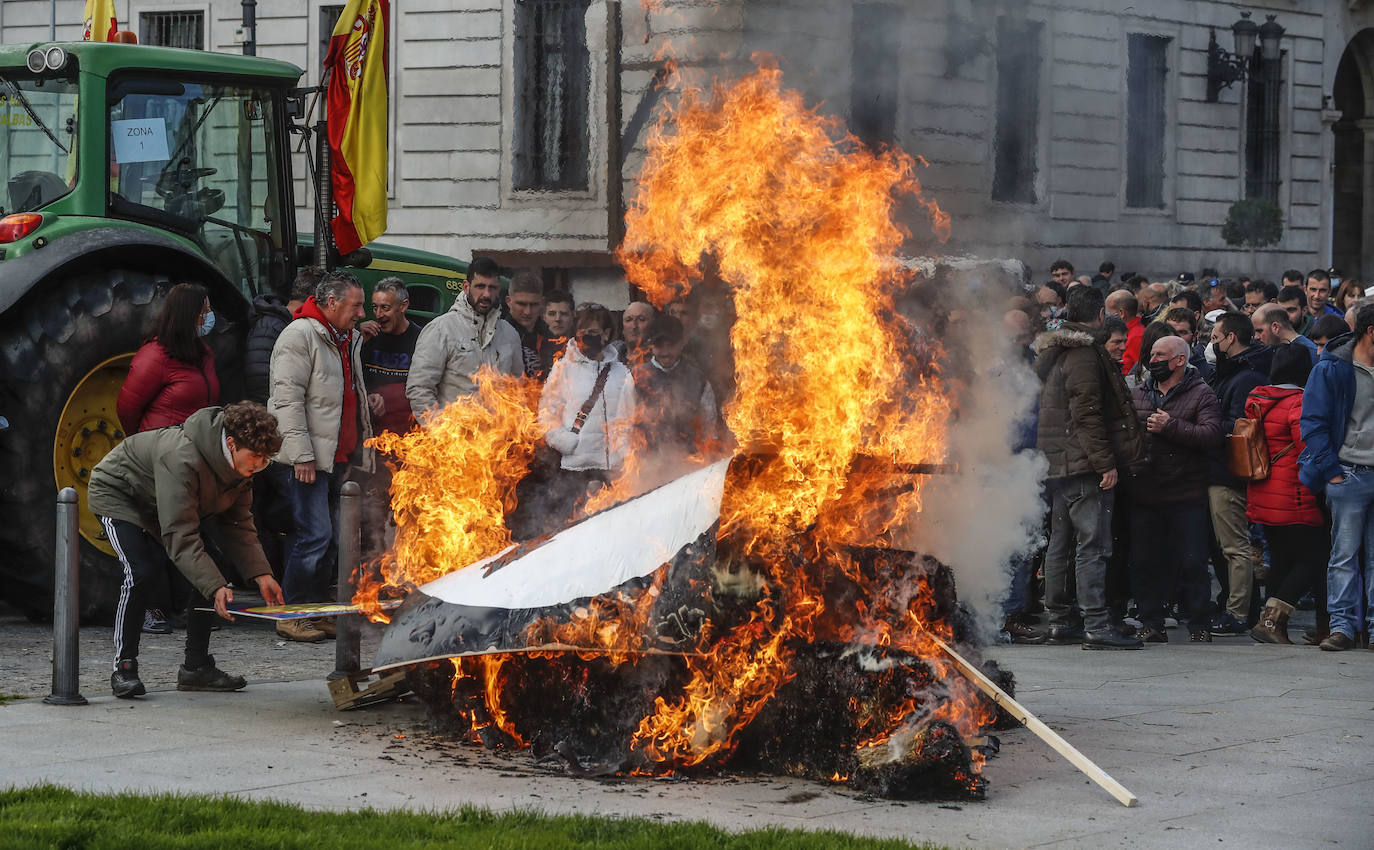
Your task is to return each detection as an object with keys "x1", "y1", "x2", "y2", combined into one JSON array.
[
  {"x1": 140, "y1": 11, "x2": 204, "y2": 50},
  {"x1": 1245, "y1": 49, "x2": 1283, "y2": 202},
  {"x1": 1126, "y1": 34, "x2": 1169, "y2": 209},
  {"x1": 513, "y1": 0, "x2": 591, "y2": 192},
  {"x1": 320, "y1": 5, "x2": 345, "y2": 71},
  {"x1": 992, "y1": 17, "x2": 1042, "y2": 204},
  {"x1": 850, "y1": 4, "x2": 902, "y2": 149}
]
